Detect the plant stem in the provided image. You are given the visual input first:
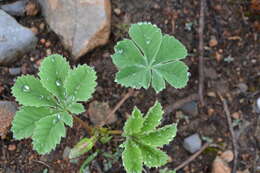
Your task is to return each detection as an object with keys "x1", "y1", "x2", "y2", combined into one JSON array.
[
  {"x1": 73, "y1": 115, "x2": 93, "y2": 135},
  {"x1": 108, "y1": 130, "x2": 123, "y2": 135}
]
